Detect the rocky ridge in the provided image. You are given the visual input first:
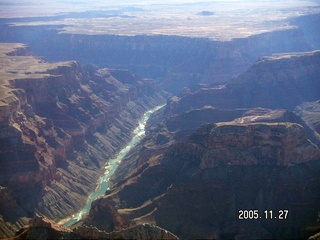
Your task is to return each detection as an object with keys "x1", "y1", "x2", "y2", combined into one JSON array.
[
  {"x1": 0, "y1": 43, "x2": 167, "y2": 238},
  {"x1": 83, "y1": 51, "x2": 320, "y2": 239},
  {"x1": 0, "y1": 23, "x2": 320, "y2": 239},
  {"x1": 164, "y1": 50, "x2": 320, "y2": 115},
  {"x1": 85, "y1": 119, "x2": 320, "y2": 239},
  {"x1": 0, "y1": 20, "x2": 317, "y2": 94},
  {"x1": 12, "y1": 216, "x2": 178, "y2": 240}
]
